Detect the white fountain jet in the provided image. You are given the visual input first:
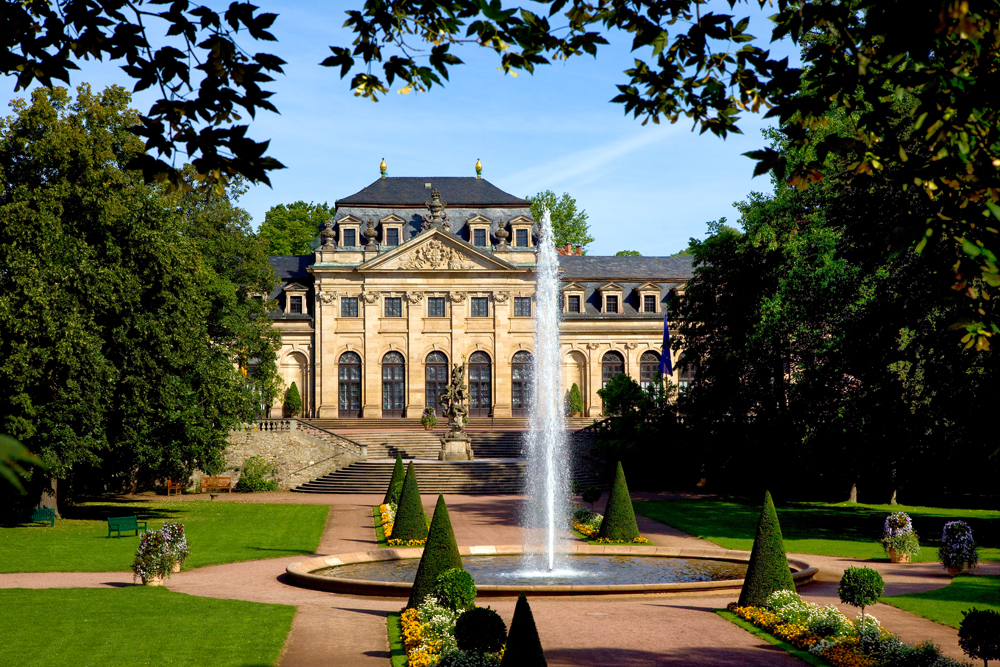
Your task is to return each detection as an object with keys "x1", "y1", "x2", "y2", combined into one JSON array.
[{"x1": 523, "y1": 209, "x2": 570, "y2": 572}]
